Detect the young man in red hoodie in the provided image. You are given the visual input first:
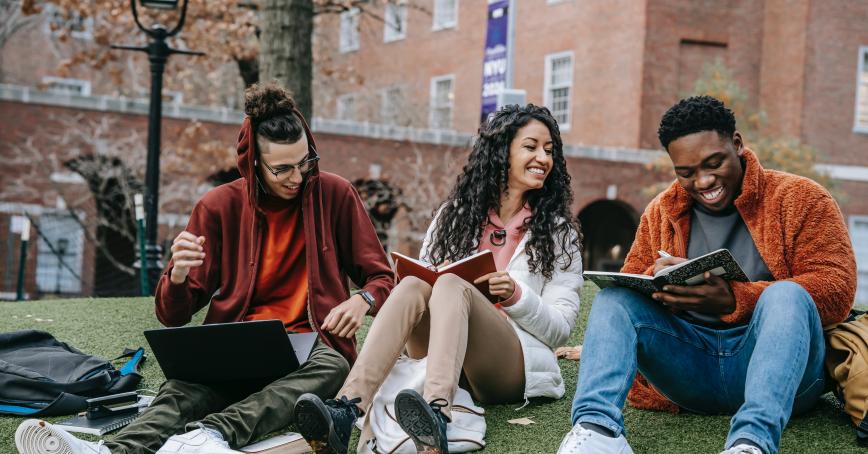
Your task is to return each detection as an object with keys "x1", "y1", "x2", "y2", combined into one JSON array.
[{"x1": 15, "y1": 83, "x2": 395, "y2": 454}]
